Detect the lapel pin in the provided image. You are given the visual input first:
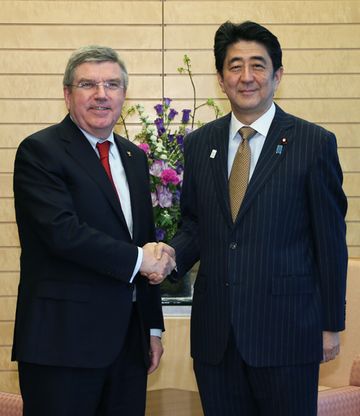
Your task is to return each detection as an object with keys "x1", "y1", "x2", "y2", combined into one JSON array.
[
  {"x1": 276, "y1": 138, "x2": 288, "y2": 155},
  {"x1": 127, "y1": 151, "x2": 132, "y2": 157},
  {"x1": 210, "y1": 149, "x2": 217, "y2": 159}
]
